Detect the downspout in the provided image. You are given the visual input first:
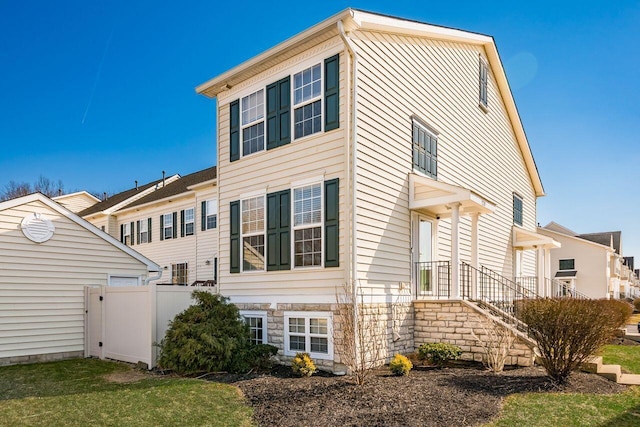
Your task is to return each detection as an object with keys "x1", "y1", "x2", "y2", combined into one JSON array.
[
  {"x1": 337, "y1": 18, "x2": 359, "y2": 335},
  {"x1": 144, "y1": 270, "x2": 162, "y2": 285}
]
